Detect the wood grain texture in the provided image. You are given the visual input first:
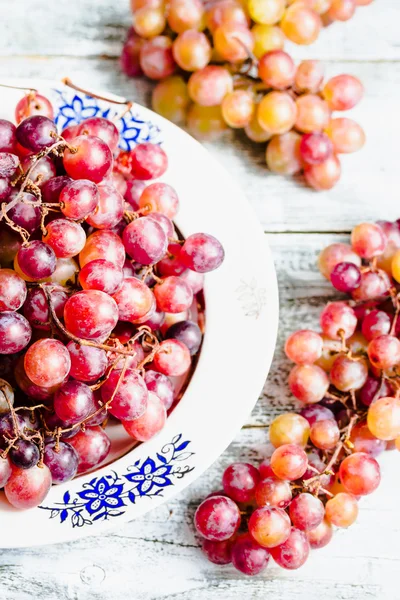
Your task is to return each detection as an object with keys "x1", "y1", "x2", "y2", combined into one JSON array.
[{"x1": 0, "y1": 1, "x2": 399, "y2": 598}]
